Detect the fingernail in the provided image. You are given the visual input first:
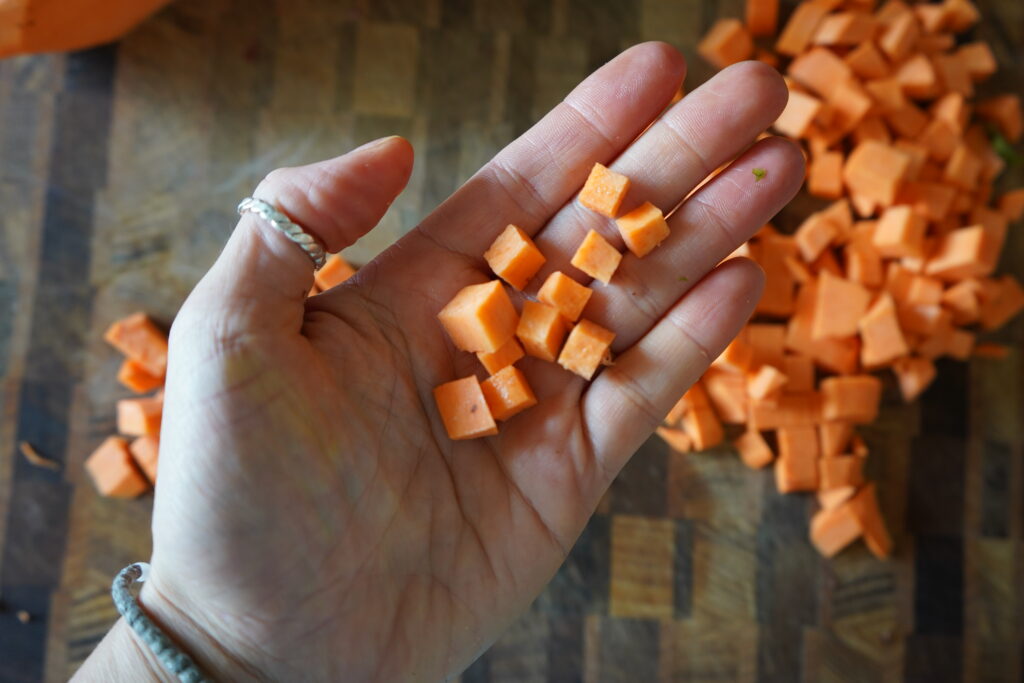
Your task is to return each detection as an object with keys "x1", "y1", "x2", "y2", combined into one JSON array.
[{"x1": 357, "y1": 135, "x2": 402, "y2": 152}]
